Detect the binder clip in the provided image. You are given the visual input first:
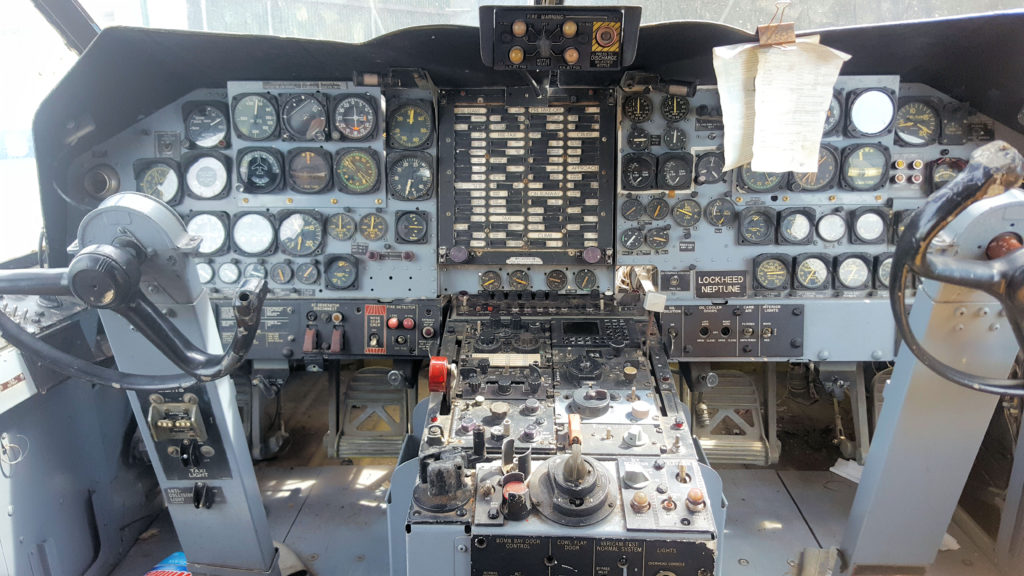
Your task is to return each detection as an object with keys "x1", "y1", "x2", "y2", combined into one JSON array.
[{"x1": 757, "y1": 1, "x2": 797, "y2": 47}]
